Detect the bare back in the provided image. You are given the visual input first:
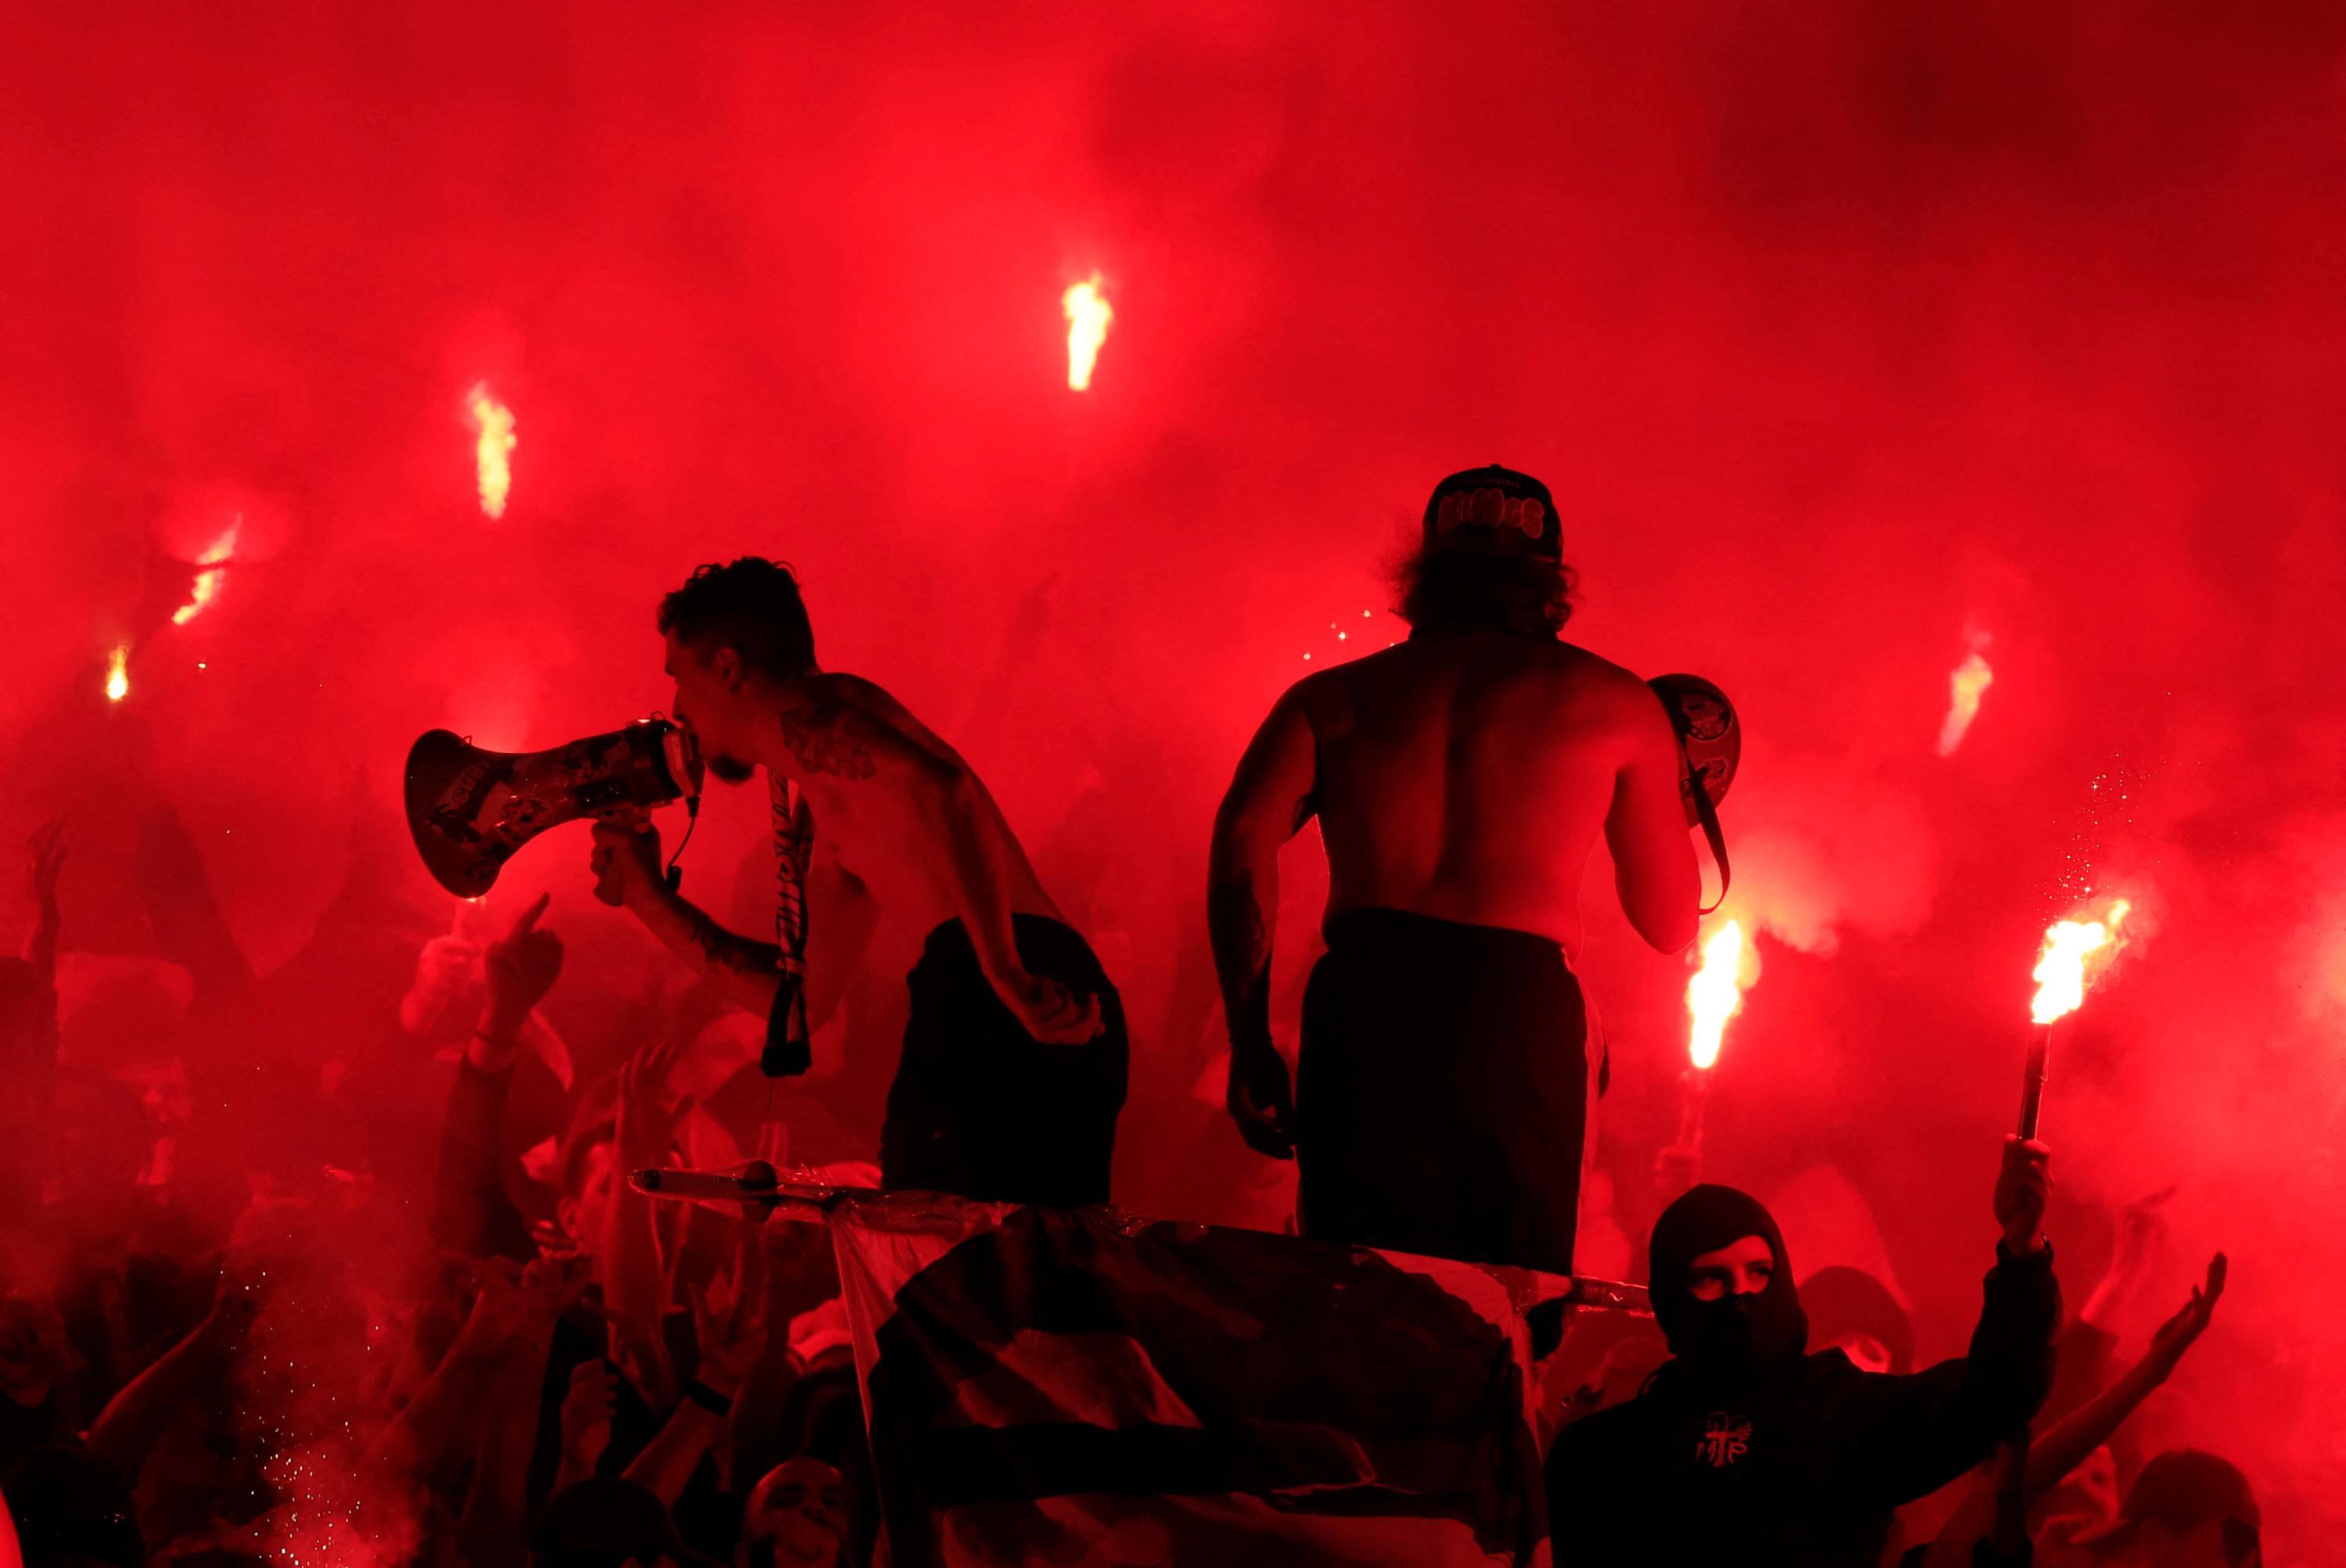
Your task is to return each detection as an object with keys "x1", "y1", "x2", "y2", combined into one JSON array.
[{"x1": 1293, "y1": 633, "x2": 1696, "y2": 959}]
